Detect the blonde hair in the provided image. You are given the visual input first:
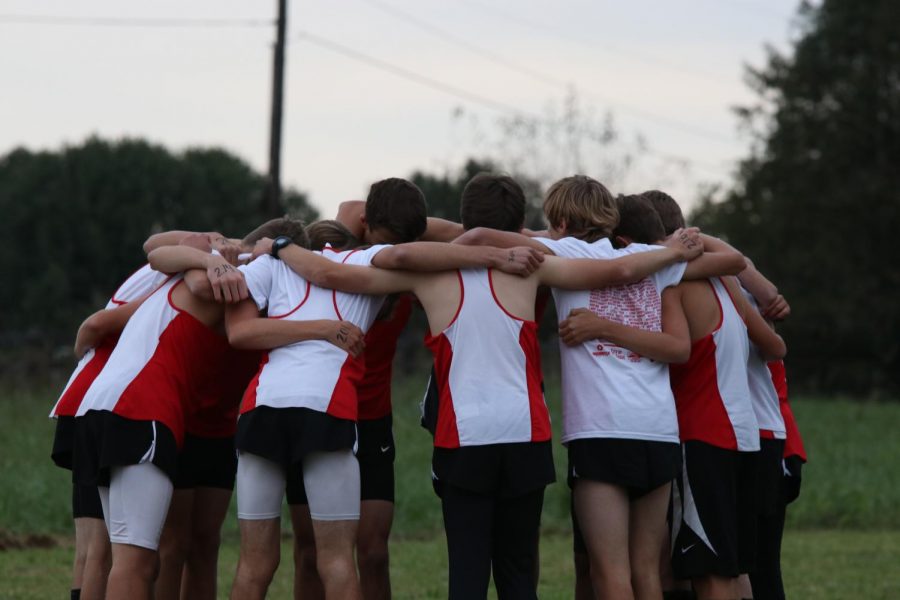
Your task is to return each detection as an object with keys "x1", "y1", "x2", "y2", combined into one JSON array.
[
  {"x1": 305, "y1": 219, "x2": 361, "y2": 251},
  {"x1": 543, "y1": 175, "x2": 618, "y2": 243}
]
